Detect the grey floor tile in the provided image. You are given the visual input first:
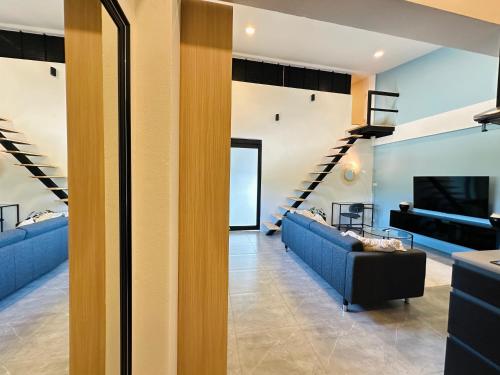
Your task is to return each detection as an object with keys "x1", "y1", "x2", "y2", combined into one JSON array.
[{"x1": 228, "y1": 231, "x2": 451, "y2": 375}]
